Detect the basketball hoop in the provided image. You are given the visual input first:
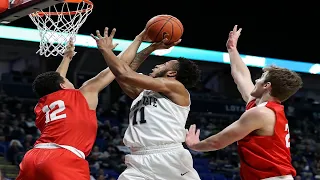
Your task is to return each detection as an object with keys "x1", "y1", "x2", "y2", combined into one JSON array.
[{"x1": 29, "y1": 0, "x2": 93, "y2": 57}]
